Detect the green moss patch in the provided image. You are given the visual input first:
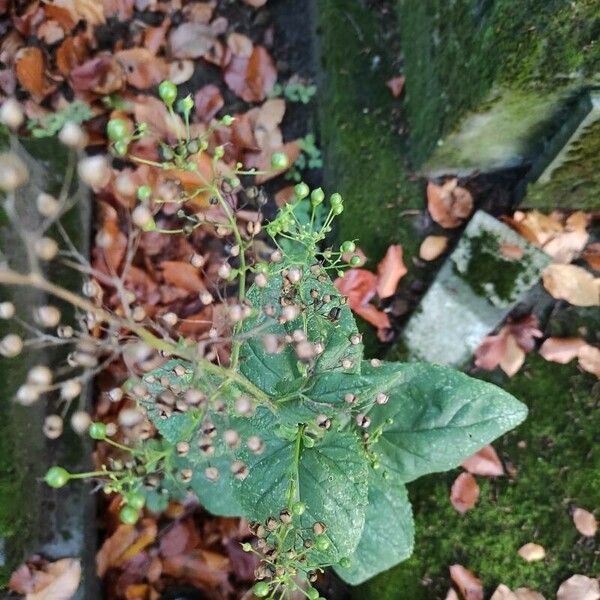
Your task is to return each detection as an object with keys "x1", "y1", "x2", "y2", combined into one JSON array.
[{"x1": 356, "y1": 354, "x2": 600, "y2": 599}]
